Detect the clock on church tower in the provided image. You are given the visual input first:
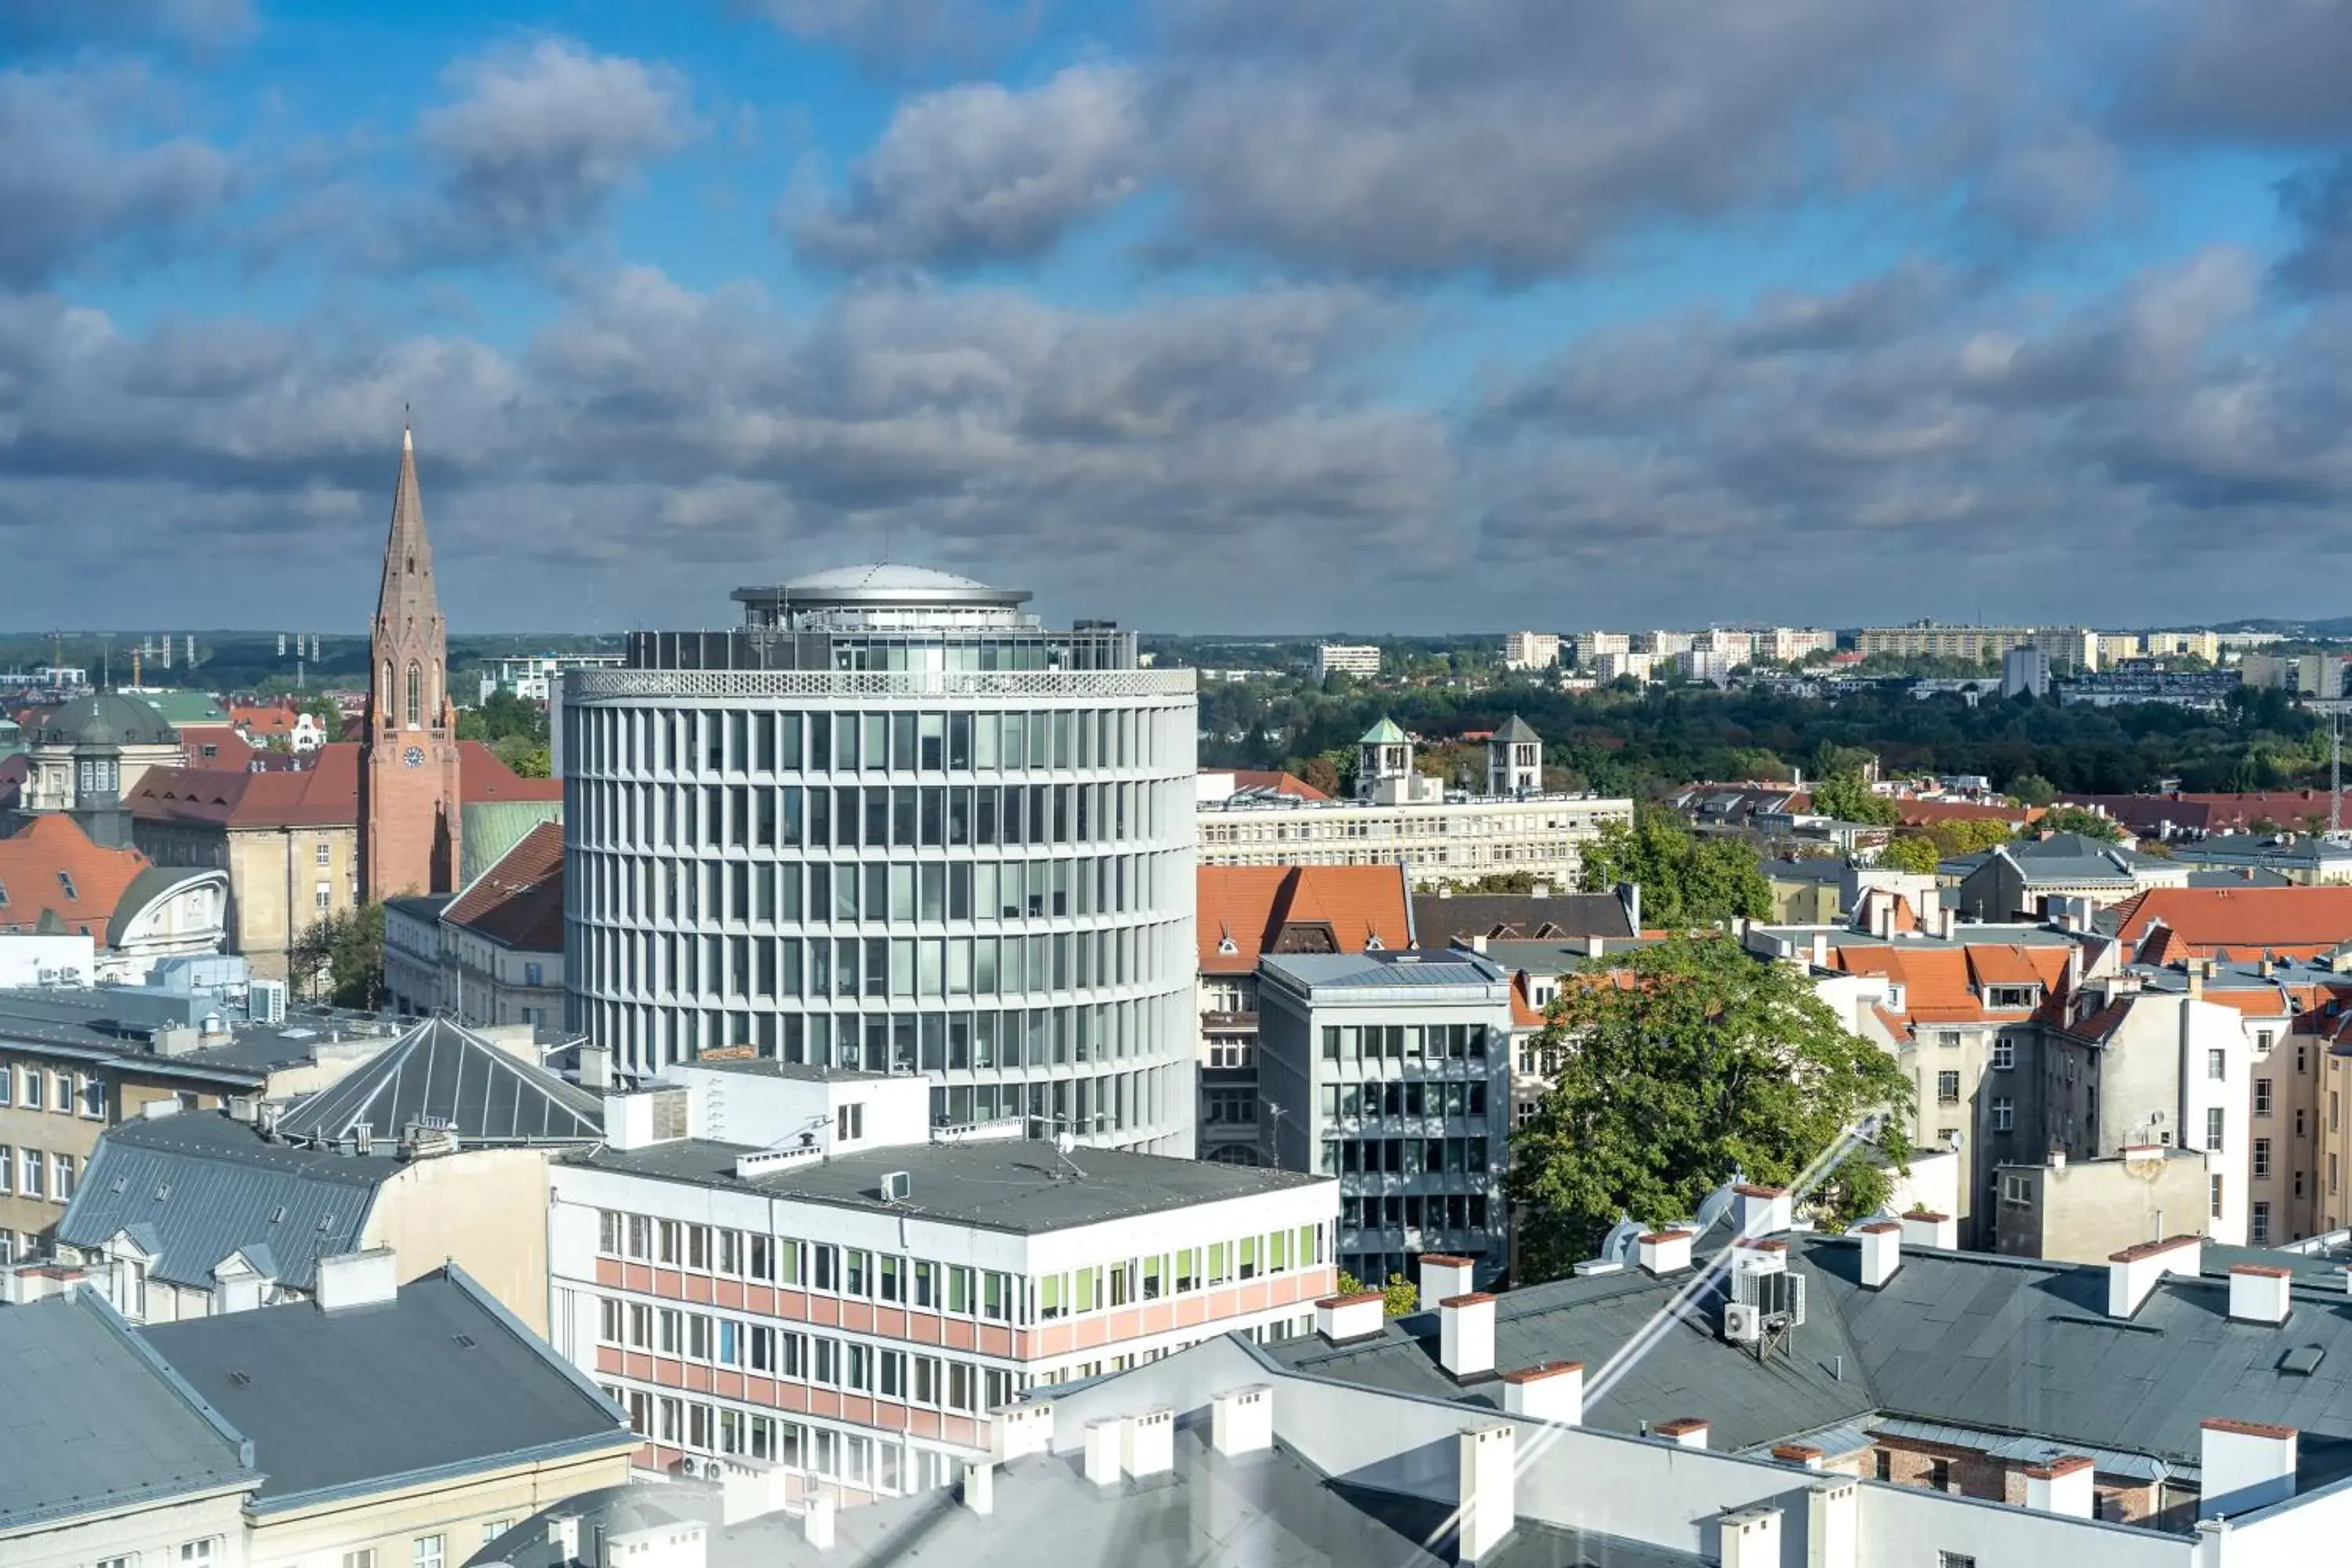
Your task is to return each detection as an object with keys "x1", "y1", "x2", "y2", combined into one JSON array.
[{"x1": 358, "y1": 426, "x2": 464, "y2": 901}]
